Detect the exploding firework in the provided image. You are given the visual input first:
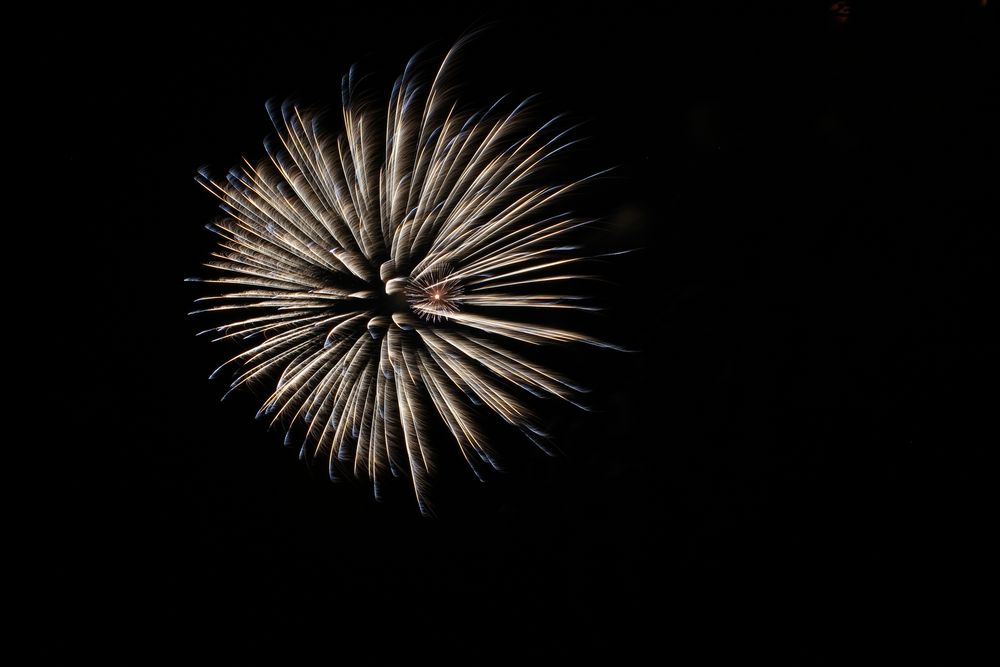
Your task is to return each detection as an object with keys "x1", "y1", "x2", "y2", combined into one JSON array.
[{"x1": 191, "y1": 40, "x2": 619, "y2": 513}]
